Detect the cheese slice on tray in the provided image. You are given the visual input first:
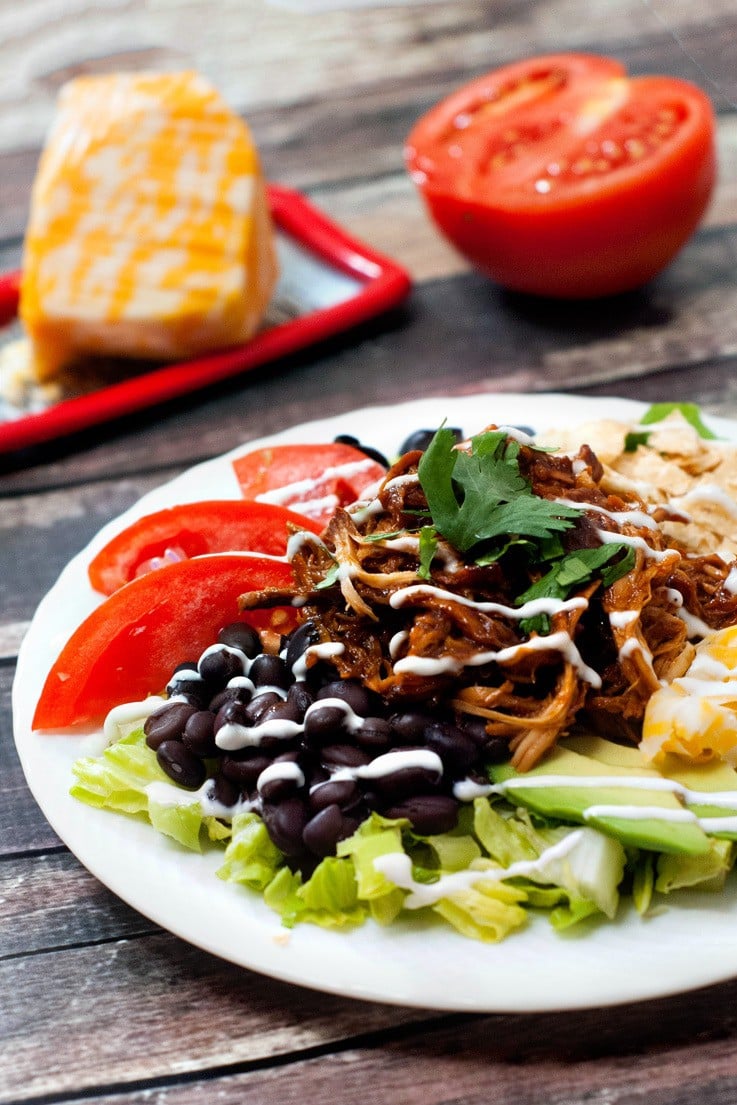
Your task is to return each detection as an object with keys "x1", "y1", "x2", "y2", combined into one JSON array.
[{"x1": 19, "y1": 71, "x2": 279, "y2": 382}]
